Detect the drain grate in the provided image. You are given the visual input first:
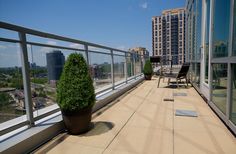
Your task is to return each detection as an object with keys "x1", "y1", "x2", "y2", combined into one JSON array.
[
  {"x1": 163, "y1": 98, "x2": 174, "y2": 101},
  {"x1": 175, "y1": 109, "x2": 198, "y2": 117},
  {"x1": 173, "y1": 93, "x2": 187, "y2": 96}
]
